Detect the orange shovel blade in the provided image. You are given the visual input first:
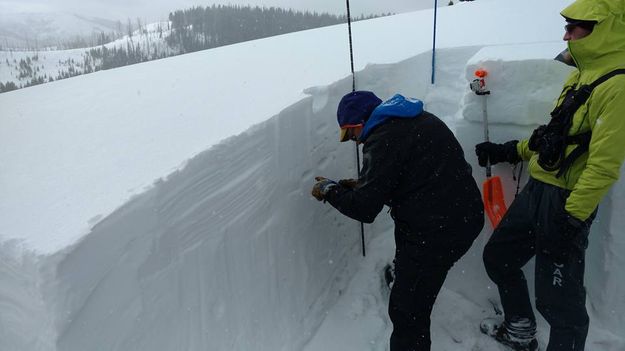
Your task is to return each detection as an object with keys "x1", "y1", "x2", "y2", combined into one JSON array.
[{"x1": 483, "y1": 176, "x2": 507, "y2": 228}]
